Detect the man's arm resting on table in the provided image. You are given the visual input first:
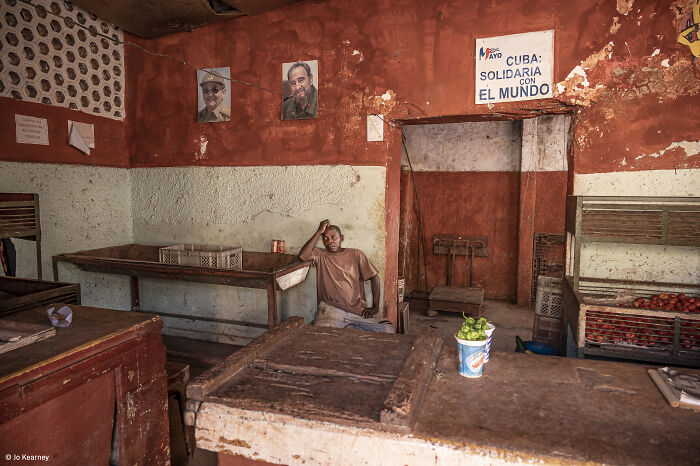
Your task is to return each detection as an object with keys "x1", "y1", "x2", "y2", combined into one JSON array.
[{"x1": 361, "y1": 274, "x2": 380, "y2": 318}]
